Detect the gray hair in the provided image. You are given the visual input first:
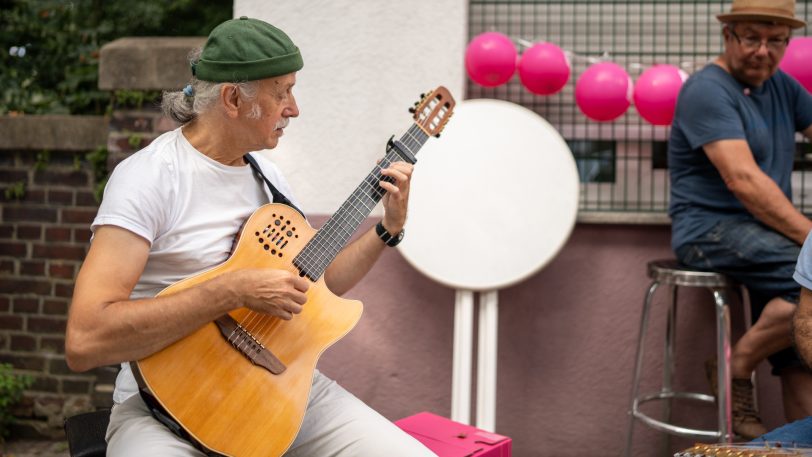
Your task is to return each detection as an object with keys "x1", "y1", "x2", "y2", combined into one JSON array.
[{"x1": 161, "y1": 48, "x2": 262, "y2": 124}]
